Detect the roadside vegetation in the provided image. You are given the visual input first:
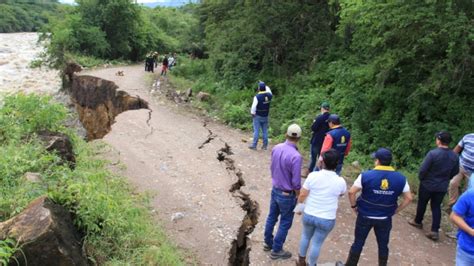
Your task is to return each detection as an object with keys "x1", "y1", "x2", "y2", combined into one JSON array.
[{"x1": 0, "y1": 94, "x2": 183, "y2": 265}]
